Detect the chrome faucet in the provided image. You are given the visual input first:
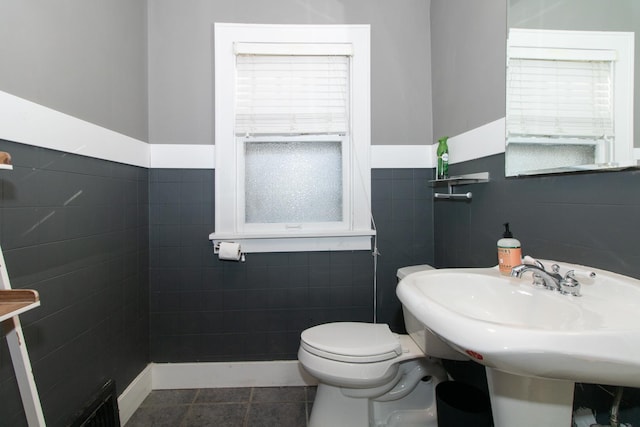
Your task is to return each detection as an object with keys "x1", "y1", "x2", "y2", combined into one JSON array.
[{"x1": 510, "y1": 260, "x2": 581, "y2": 296}]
